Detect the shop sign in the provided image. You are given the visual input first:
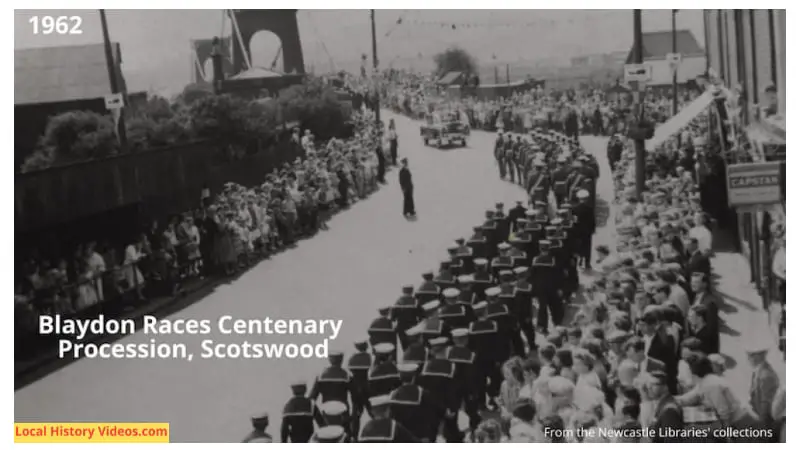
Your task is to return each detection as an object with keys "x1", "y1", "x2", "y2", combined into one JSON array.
[{"x1": 727, "y1": 162, "x2": 783, "y2": 206}]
